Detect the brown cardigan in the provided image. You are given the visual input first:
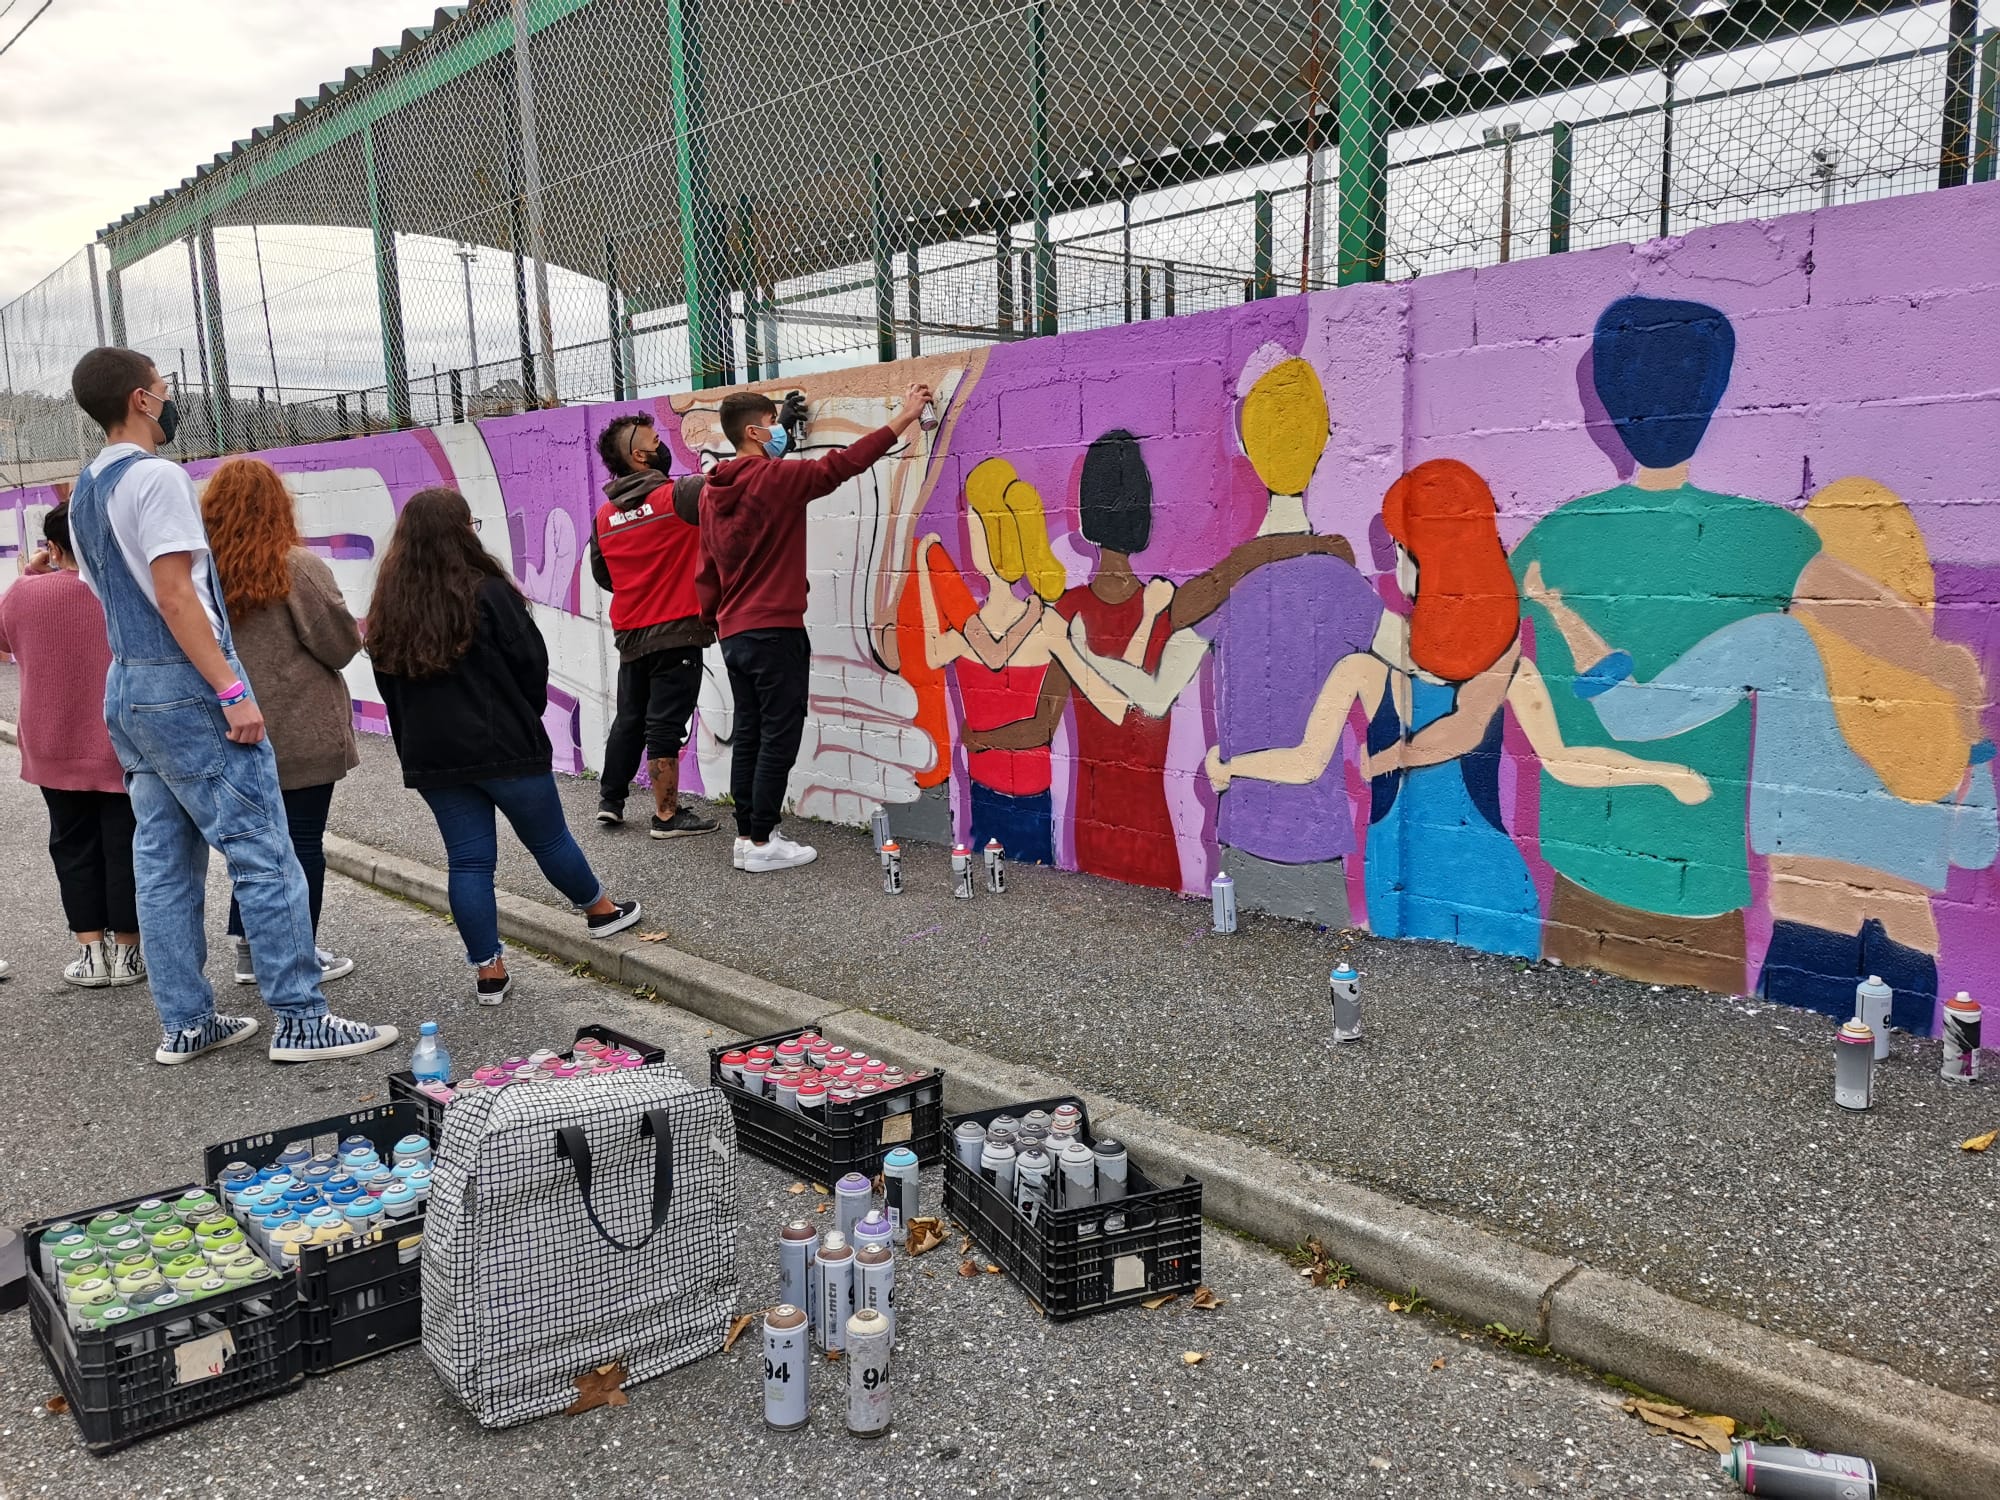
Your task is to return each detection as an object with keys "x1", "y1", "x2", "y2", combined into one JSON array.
[{"x1": 231, "y1": 548, "x2": 362, "y2": 791}]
